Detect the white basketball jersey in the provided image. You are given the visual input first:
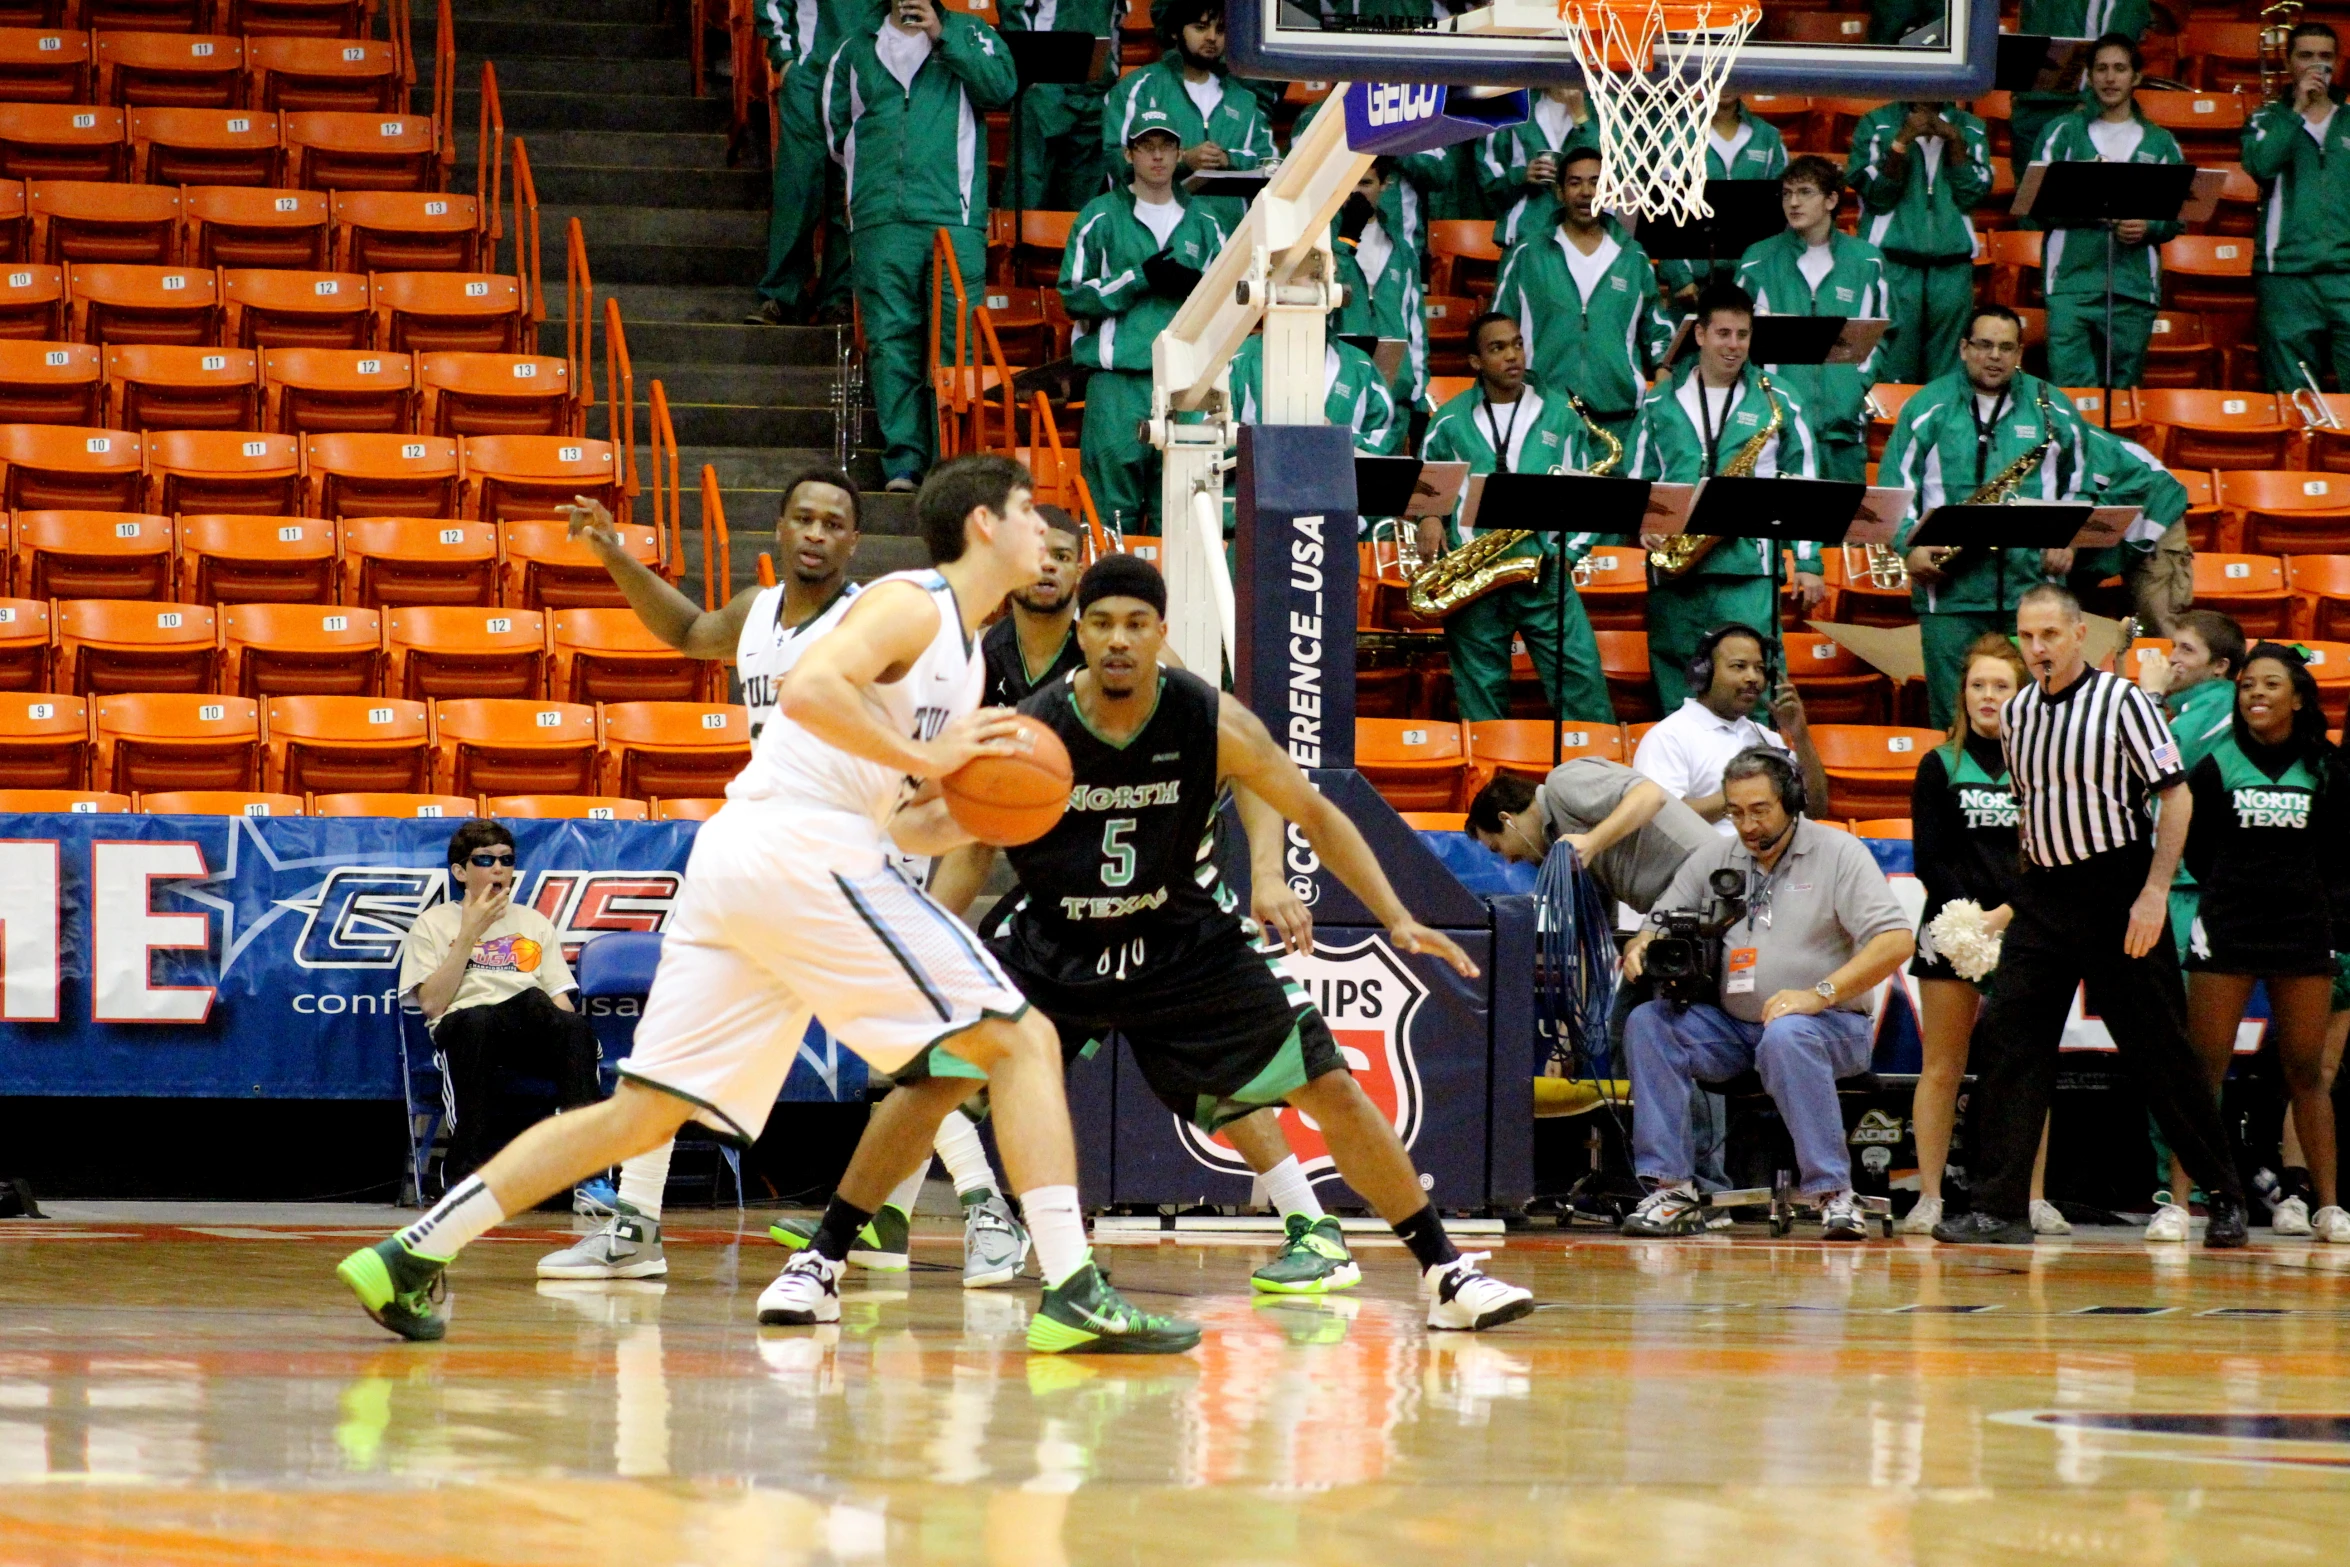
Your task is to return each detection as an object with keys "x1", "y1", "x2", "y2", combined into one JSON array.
[
  {"x1": 729, "y1": 570, "x2": 983, "y2": 829},
  {"x1": 734, "y1": 580, "x2": 860, "y2": 740}
]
